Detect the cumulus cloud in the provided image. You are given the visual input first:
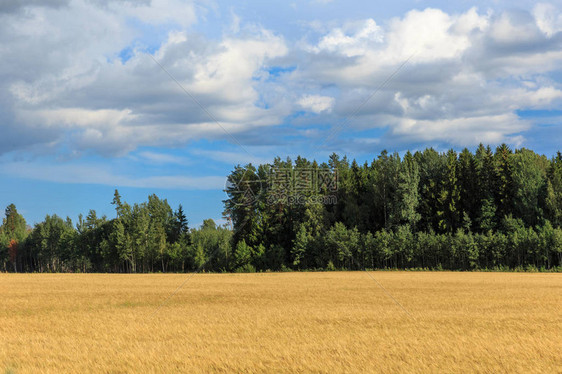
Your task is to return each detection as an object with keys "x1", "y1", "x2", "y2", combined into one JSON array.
[
  {"x1": 534, "y1": 3, "x2": 562, "y2": 37},
  {"x1": 298, "y1": 94, "x2": 335, "y2": 113},
  {"x1": 1, "y1": 1, "x2": 562, "y2": 161},
  {"x1": 290, "y1": 6, "x2": 562, "y2": 150},
  {"x1": 390, "y1": 114, "x2": 529, "y2": 145},
  {"x1": 312, "y1": 19, "x2": 383, "y2": 57},
  {"x1": 0, "y1": 161, "x2": 224, "y2": 190},
  {"x1": 0, "y1": 0, "x2": 290, "y2": 156}
]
